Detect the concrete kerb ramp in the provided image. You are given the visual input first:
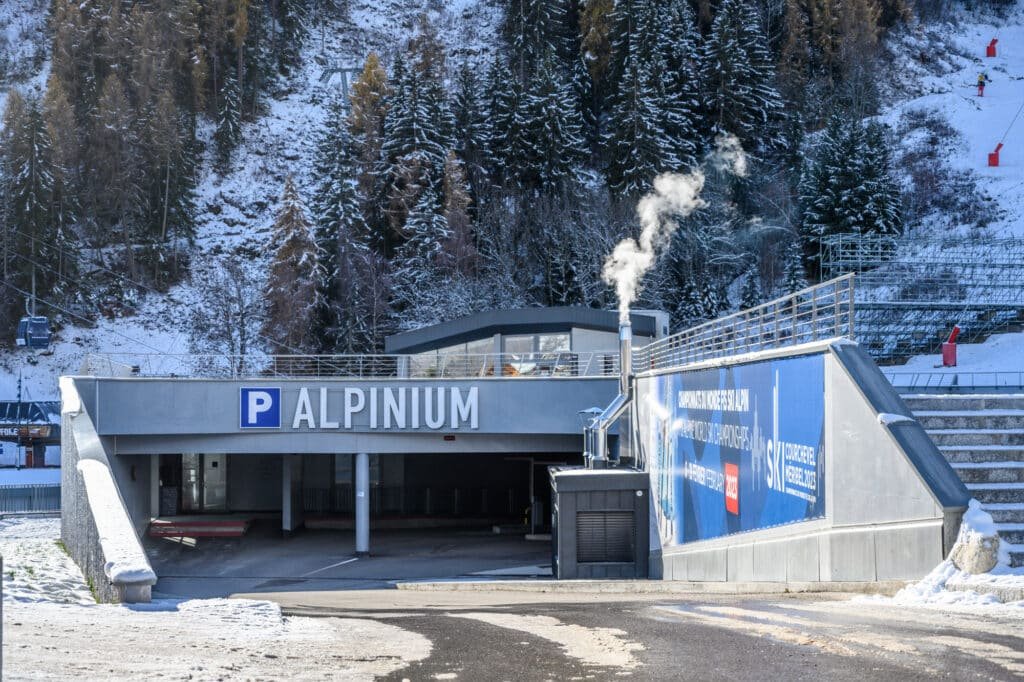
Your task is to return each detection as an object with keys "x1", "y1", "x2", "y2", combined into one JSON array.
[
  {"x1": 634, "y1": 339, "x2": 970, "y2": 584},
  {"x1": 60, "y1": 377, "x2": 157, "y2": 603}
]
